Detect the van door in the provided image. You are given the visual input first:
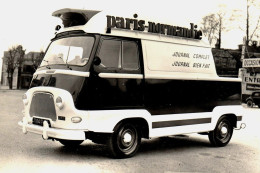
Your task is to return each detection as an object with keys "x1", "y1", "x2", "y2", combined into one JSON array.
[{"x1": 87, "y1": 36, "x2": 144, "y2": 110}]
